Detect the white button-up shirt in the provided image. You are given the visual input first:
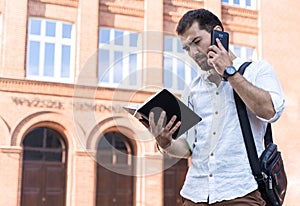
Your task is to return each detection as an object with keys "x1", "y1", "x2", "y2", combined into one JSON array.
[{"x1": 179, "y1": 58, "x2": 286, "y2": 204}]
